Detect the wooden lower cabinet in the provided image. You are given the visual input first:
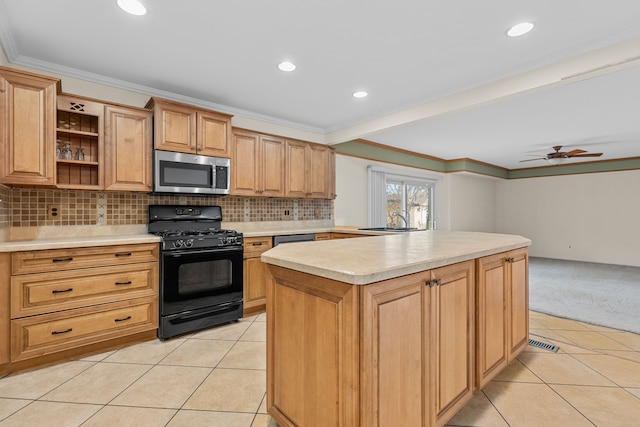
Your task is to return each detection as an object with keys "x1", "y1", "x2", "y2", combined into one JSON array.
[
  {"x1": 243, "y1": 236, "x2": 273, "y2": 315},
  {"x1": 1, "y1": 243, "x2": 159, "y2": 373},
  {"x1": 476, "y1": 248, "x2": 529, "y2": 388},
  {"x1": 268, "y1": 260, "x2": 475, "y2": 427}
]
